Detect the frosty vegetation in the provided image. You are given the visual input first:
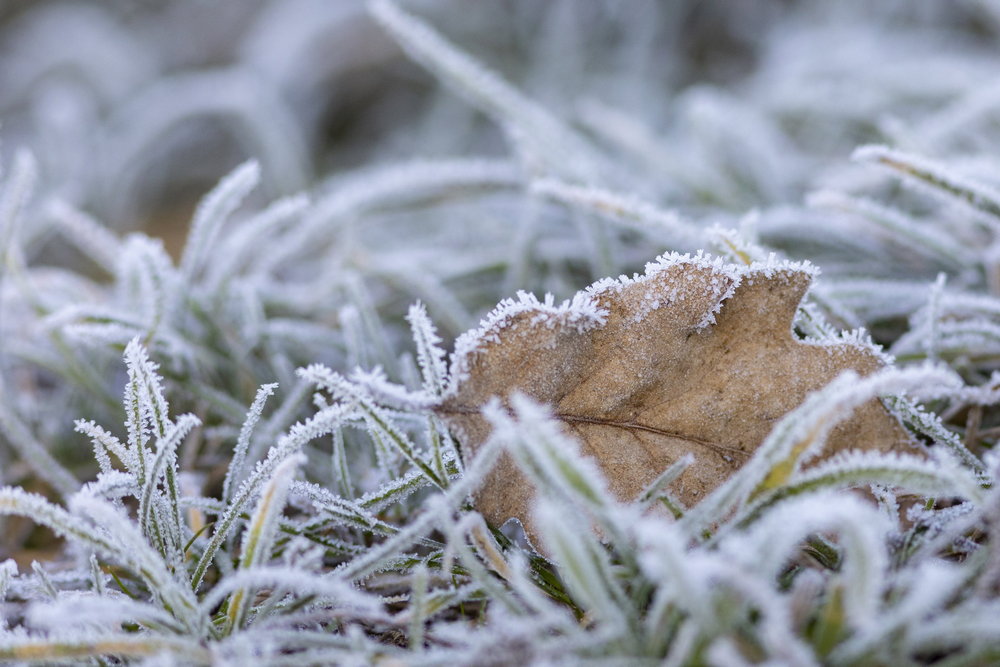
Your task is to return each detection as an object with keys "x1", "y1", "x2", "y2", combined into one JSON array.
[{"x1": 0, "y1": 0, "x2": 1000, "y2": 664}]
